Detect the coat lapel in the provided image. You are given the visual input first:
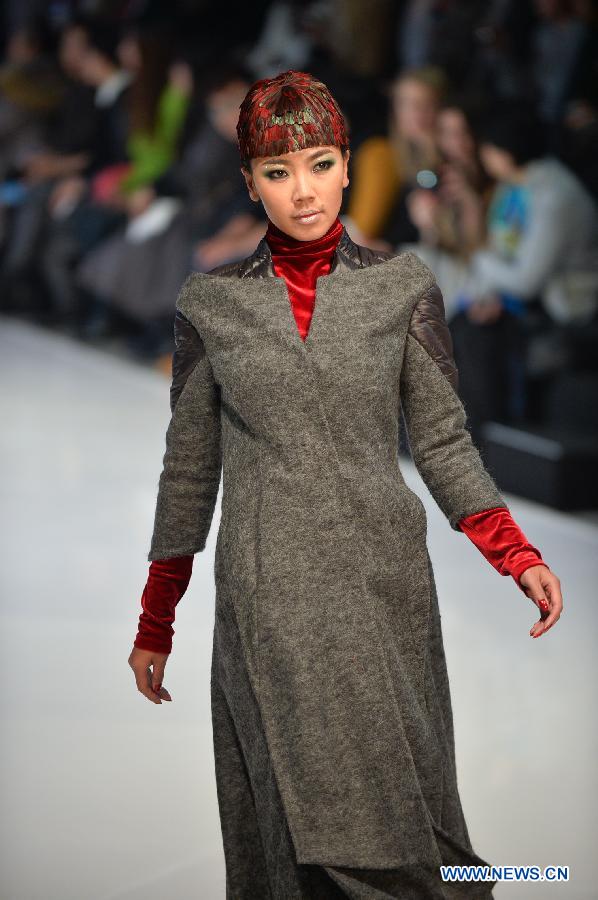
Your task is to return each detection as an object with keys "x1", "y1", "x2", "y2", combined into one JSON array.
[{"x1": 232, "y1": 225, "x2": 381, "y2": 350}]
